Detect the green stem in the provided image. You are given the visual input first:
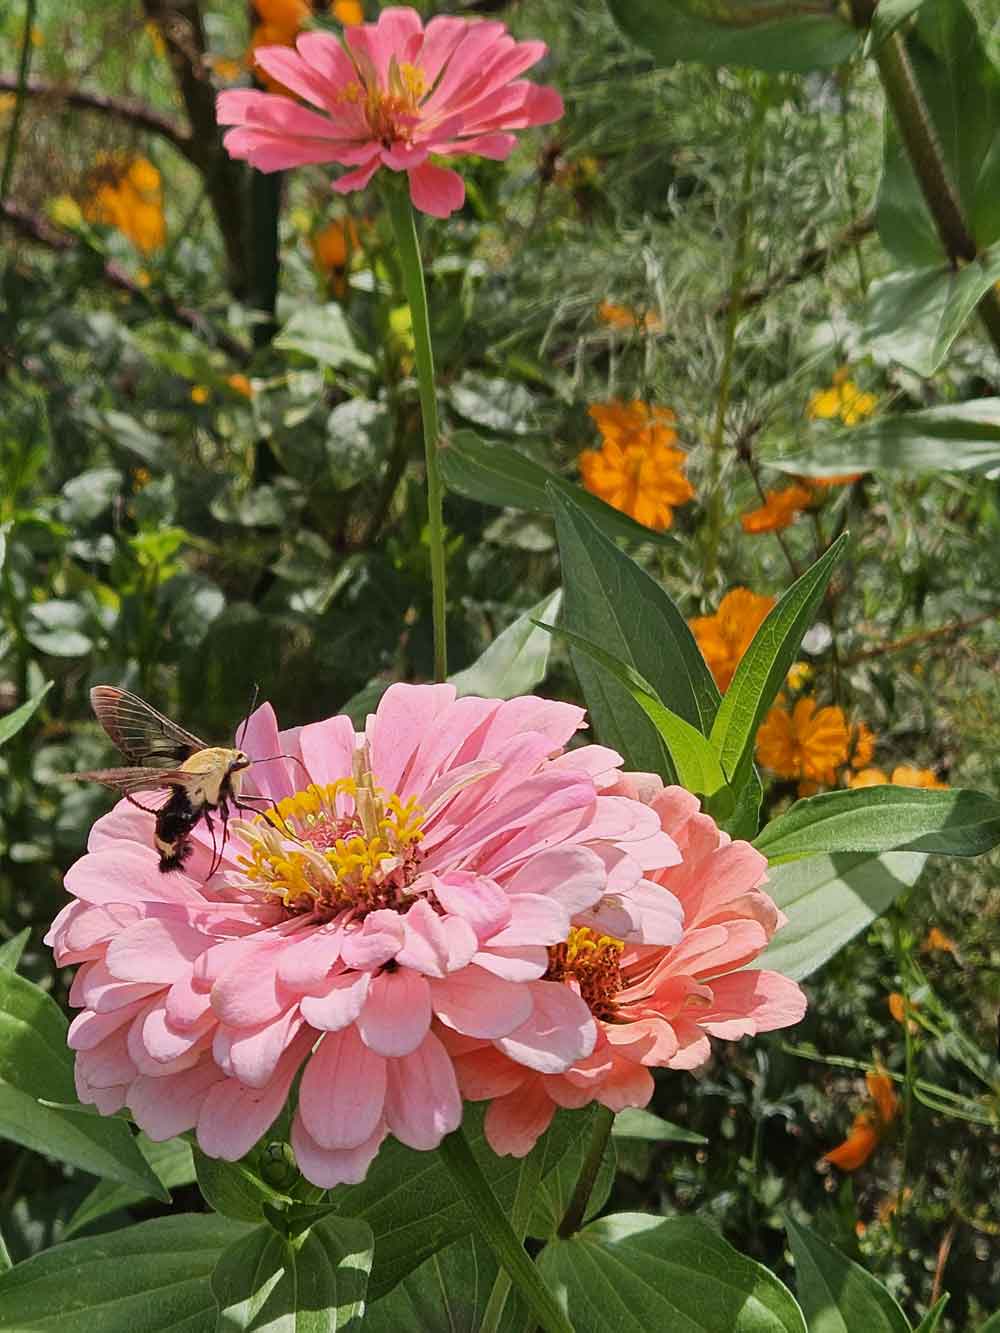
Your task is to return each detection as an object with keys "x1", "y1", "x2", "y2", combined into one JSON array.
[
  {"x1": 704, "y1": 87, "x2": 767, "y2": 583},
  {"x1": 438, "y1": 1128, "x2": 573, "y2": 1333},
  {"x1": 892, "y1": 914, "x2": 915, "y2": 1218},
  {"x1": 383, "y1": 182, "x2": 448, "y2": 680},
  {"x1": 838, "y1": 67, "x2": 868, "y2": 295},
  {"x1": 558, "y1": 1105, "x2": 614, "y2": 1239},
  {"x1": 480, "y1": 1139, "x2": 546, "y2": 1333},
  {"x1": 851, "y1": 0, "x2": 1000, "y2": 356},
  {"x1": 0, "y1": 0, "x2": 38, "y2": 204}
]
